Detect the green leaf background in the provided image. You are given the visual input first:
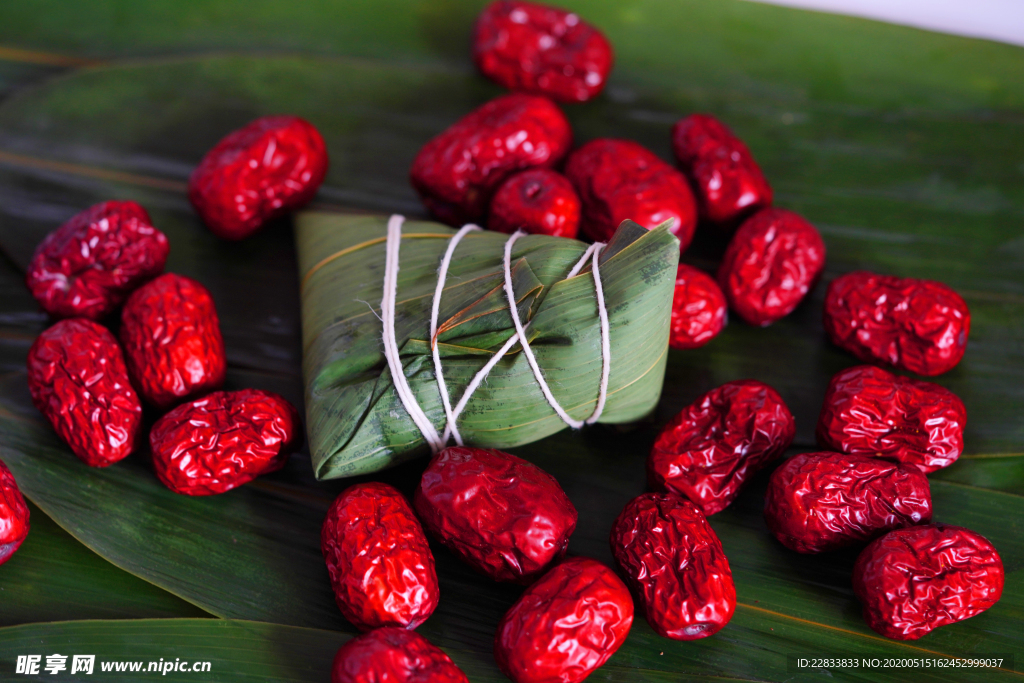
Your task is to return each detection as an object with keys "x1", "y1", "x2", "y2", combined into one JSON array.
[{"x1": 0, "y1": 1, "x2": 1021, "y2": 681}]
